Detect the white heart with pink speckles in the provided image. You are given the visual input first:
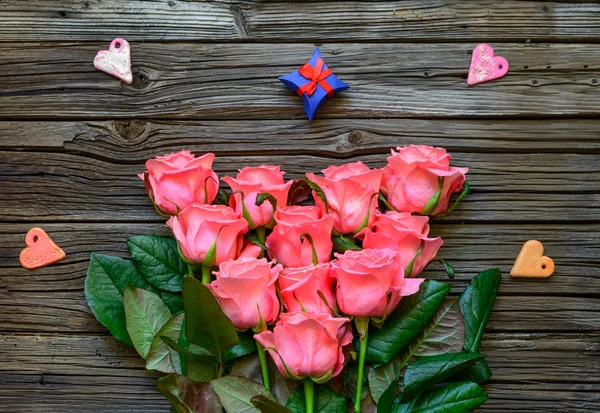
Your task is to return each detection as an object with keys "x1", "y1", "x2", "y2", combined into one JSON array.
[{"x1": 94, "y1": 38, "x2": 133, "y2": 84}]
